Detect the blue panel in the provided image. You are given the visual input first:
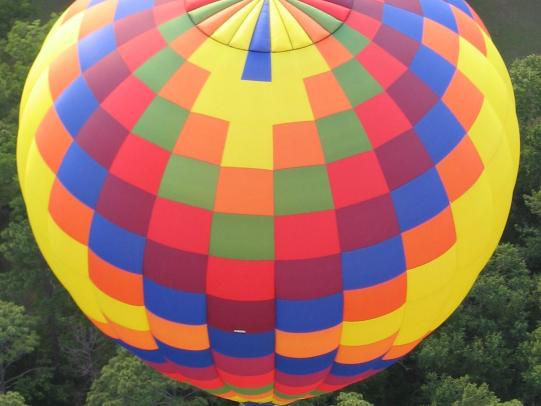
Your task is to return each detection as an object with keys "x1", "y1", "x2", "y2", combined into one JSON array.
[
  {"x1": 242, "y1": 0, "x2": 271, "y2": 82},
  {"x1": 208, "y1": 327, "x2": 274, "y2": 358},
  {"x1": 89, "y1": 0, "x2": 108, "y2": 7},
  {"x1": 117, "y1": 340, "x2": 165, "y2": 363},
  {"x1": 276, "y1": 294, "x2": 343, "y2": 332},
  {"x1": 419, "y1": 0, "x2": 457, "y2": 32},
  {"x1": 331, "y1": 357, "x2": 398, "y2": 376},
  {"x1": 115, "y1": 0, "x2": 154, "y2": 20},
  {"x1": 445, "y1": 0, "x2": 472, "y2": 16},
  {"x1": 391, "y1": 168, "x2": 449, "y2": 231},
  {"x1": 89, "y1": 214, "x2": 146, "y2": 273},
  {"x1": 144, "y1": 279, "x2": 206, "y2": 324},
  {"x1": 57, "y1": 143, "x2": 107, "y2": 208},
  {"x1": 250, "y1": 0, "x2": 271, "y2": 52},
  {"x1": 78, "y1": 25, "x2": 117, "y2": 71},
  {"x1": 382, "y1": 4, "x2": 424, "y2": 41},
  {"x1": 276, "y1": 350, "x2": 337, "y2": 375},
  {"x1": 156, "y1": 340, "x2": 214, "y2": 368},
  {"x1": 55, "y1": 76, "x2": 99, "y2": 136},
  {"x1": 242, "y1": 52, "x2": 272, "y2": 82},
  {"x1": 342, "y1": 236, "x2": 406, "y2": 289},
  {"x1": 410, "y1": 45, "x2": 456, "y2": 96},
  {"x1": 415, "y1": 101, "x2": 465, "y2": 163}
]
